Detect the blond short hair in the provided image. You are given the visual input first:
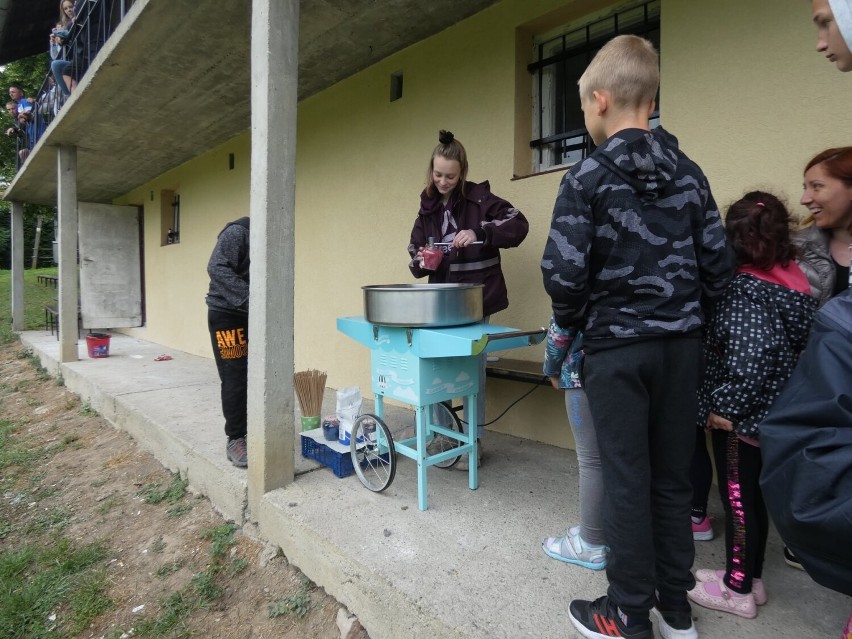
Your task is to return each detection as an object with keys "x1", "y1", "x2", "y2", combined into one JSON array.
[{"x1": 578, "y1": 35, "x2": 659, "y2": 109}]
